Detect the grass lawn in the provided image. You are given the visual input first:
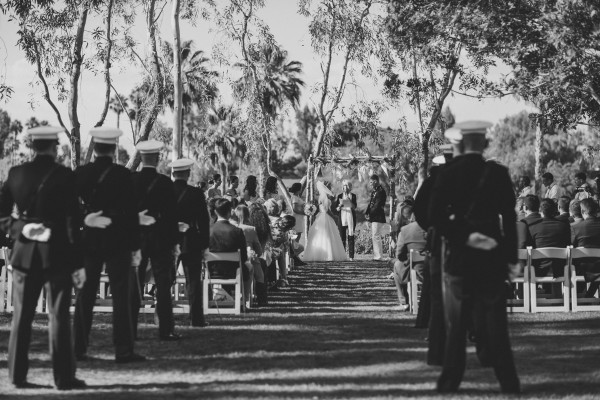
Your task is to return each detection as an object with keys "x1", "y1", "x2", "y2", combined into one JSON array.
[{"x1": 1, "y1": 256, "x2": 599, "y2": 399}]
